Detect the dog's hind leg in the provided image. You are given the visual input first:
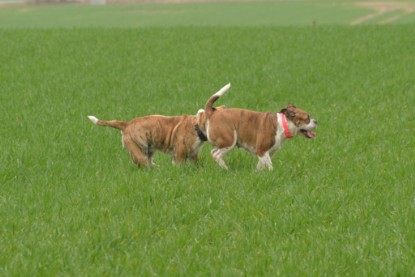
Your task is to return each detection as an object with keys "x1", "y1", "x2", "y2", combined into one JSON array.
[
  {"x1": 210, "y1": 147, "x2": 219, "y2": 156},
  {"x1": 211, "y1": 130, "x2": 237, "y2": 170},
  {"x1": 212, "y1": 148, "x2": 232, "y2": 170},
  {"x1": 123, "y1": 135, "x2": 151, "y2": 168}
]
